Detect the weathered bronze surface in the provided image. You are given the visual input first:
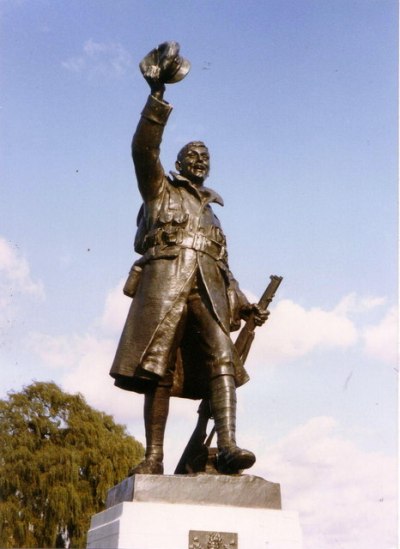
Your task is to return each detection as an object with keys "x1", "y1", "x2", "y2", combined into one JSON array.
[
  {"x1": 189, "y1": 530, "x2": 238, "y2": 549},
  {"x1": 110, "y1": 42, "x2": 279, "y2": 475},
  {"x1": 105, "y1": 474, "x2": 282, "y2": 510}
]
